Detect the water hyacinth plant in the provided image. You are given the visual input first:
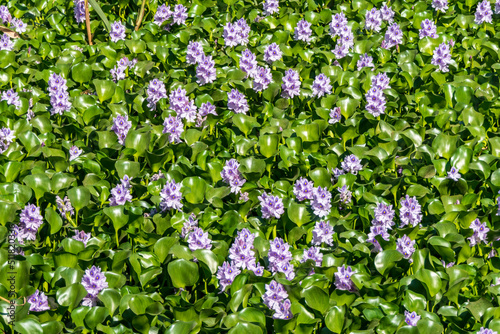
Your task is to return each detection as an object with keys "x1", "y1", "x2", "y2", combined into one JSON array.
[{"x1": 0, "y1": 0, "x2": 500, "y2": 333}]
